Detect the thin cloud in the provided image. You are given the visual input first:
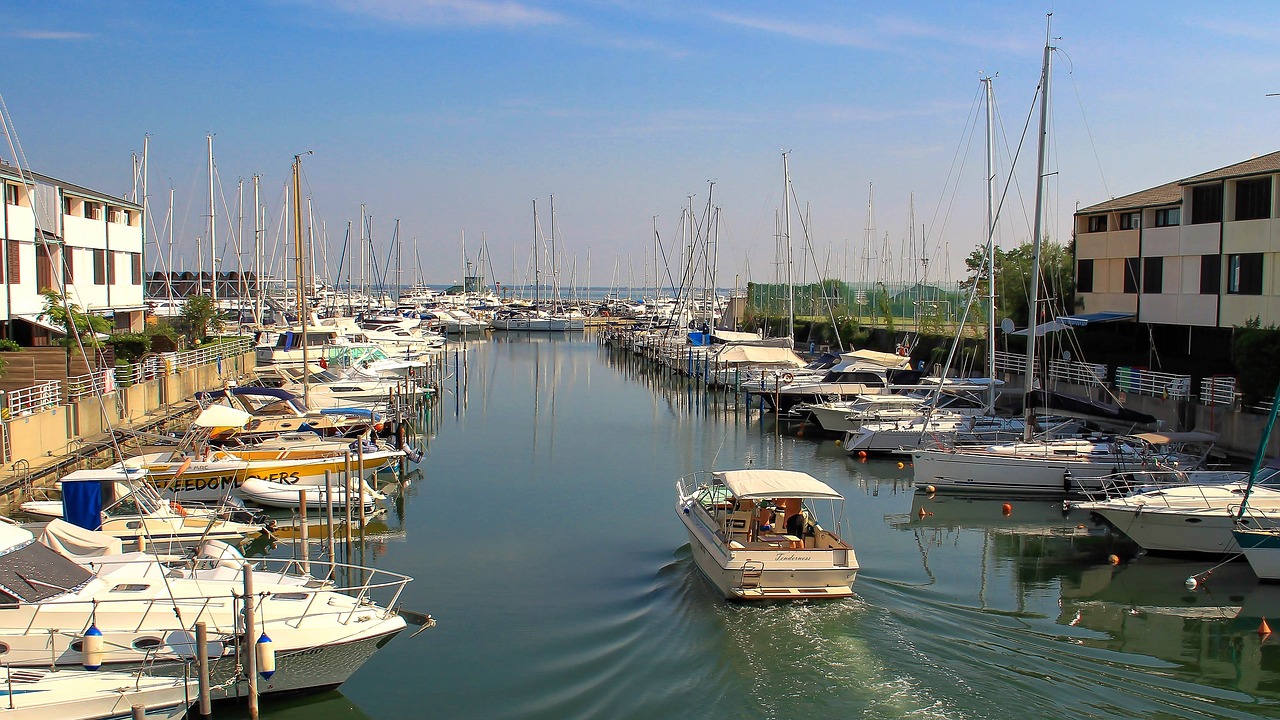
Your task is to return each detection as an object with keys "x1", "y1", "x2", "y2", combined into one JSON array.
[
  {"x1": 8, "y1": 30, "x2": 94, "y2": 40},
  {"x1": 319, "y1": 0, "x2": 565, "y2": 28},
  {"x1": 705, "y1": 10, "x2": 1030, "y2": 55},
  {"x1": 706, "y1": 10, "x2": 882, "y2": 49},
  {"x1": 1193, "y1": 17, "x2": 1279, "y2": 43}
]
